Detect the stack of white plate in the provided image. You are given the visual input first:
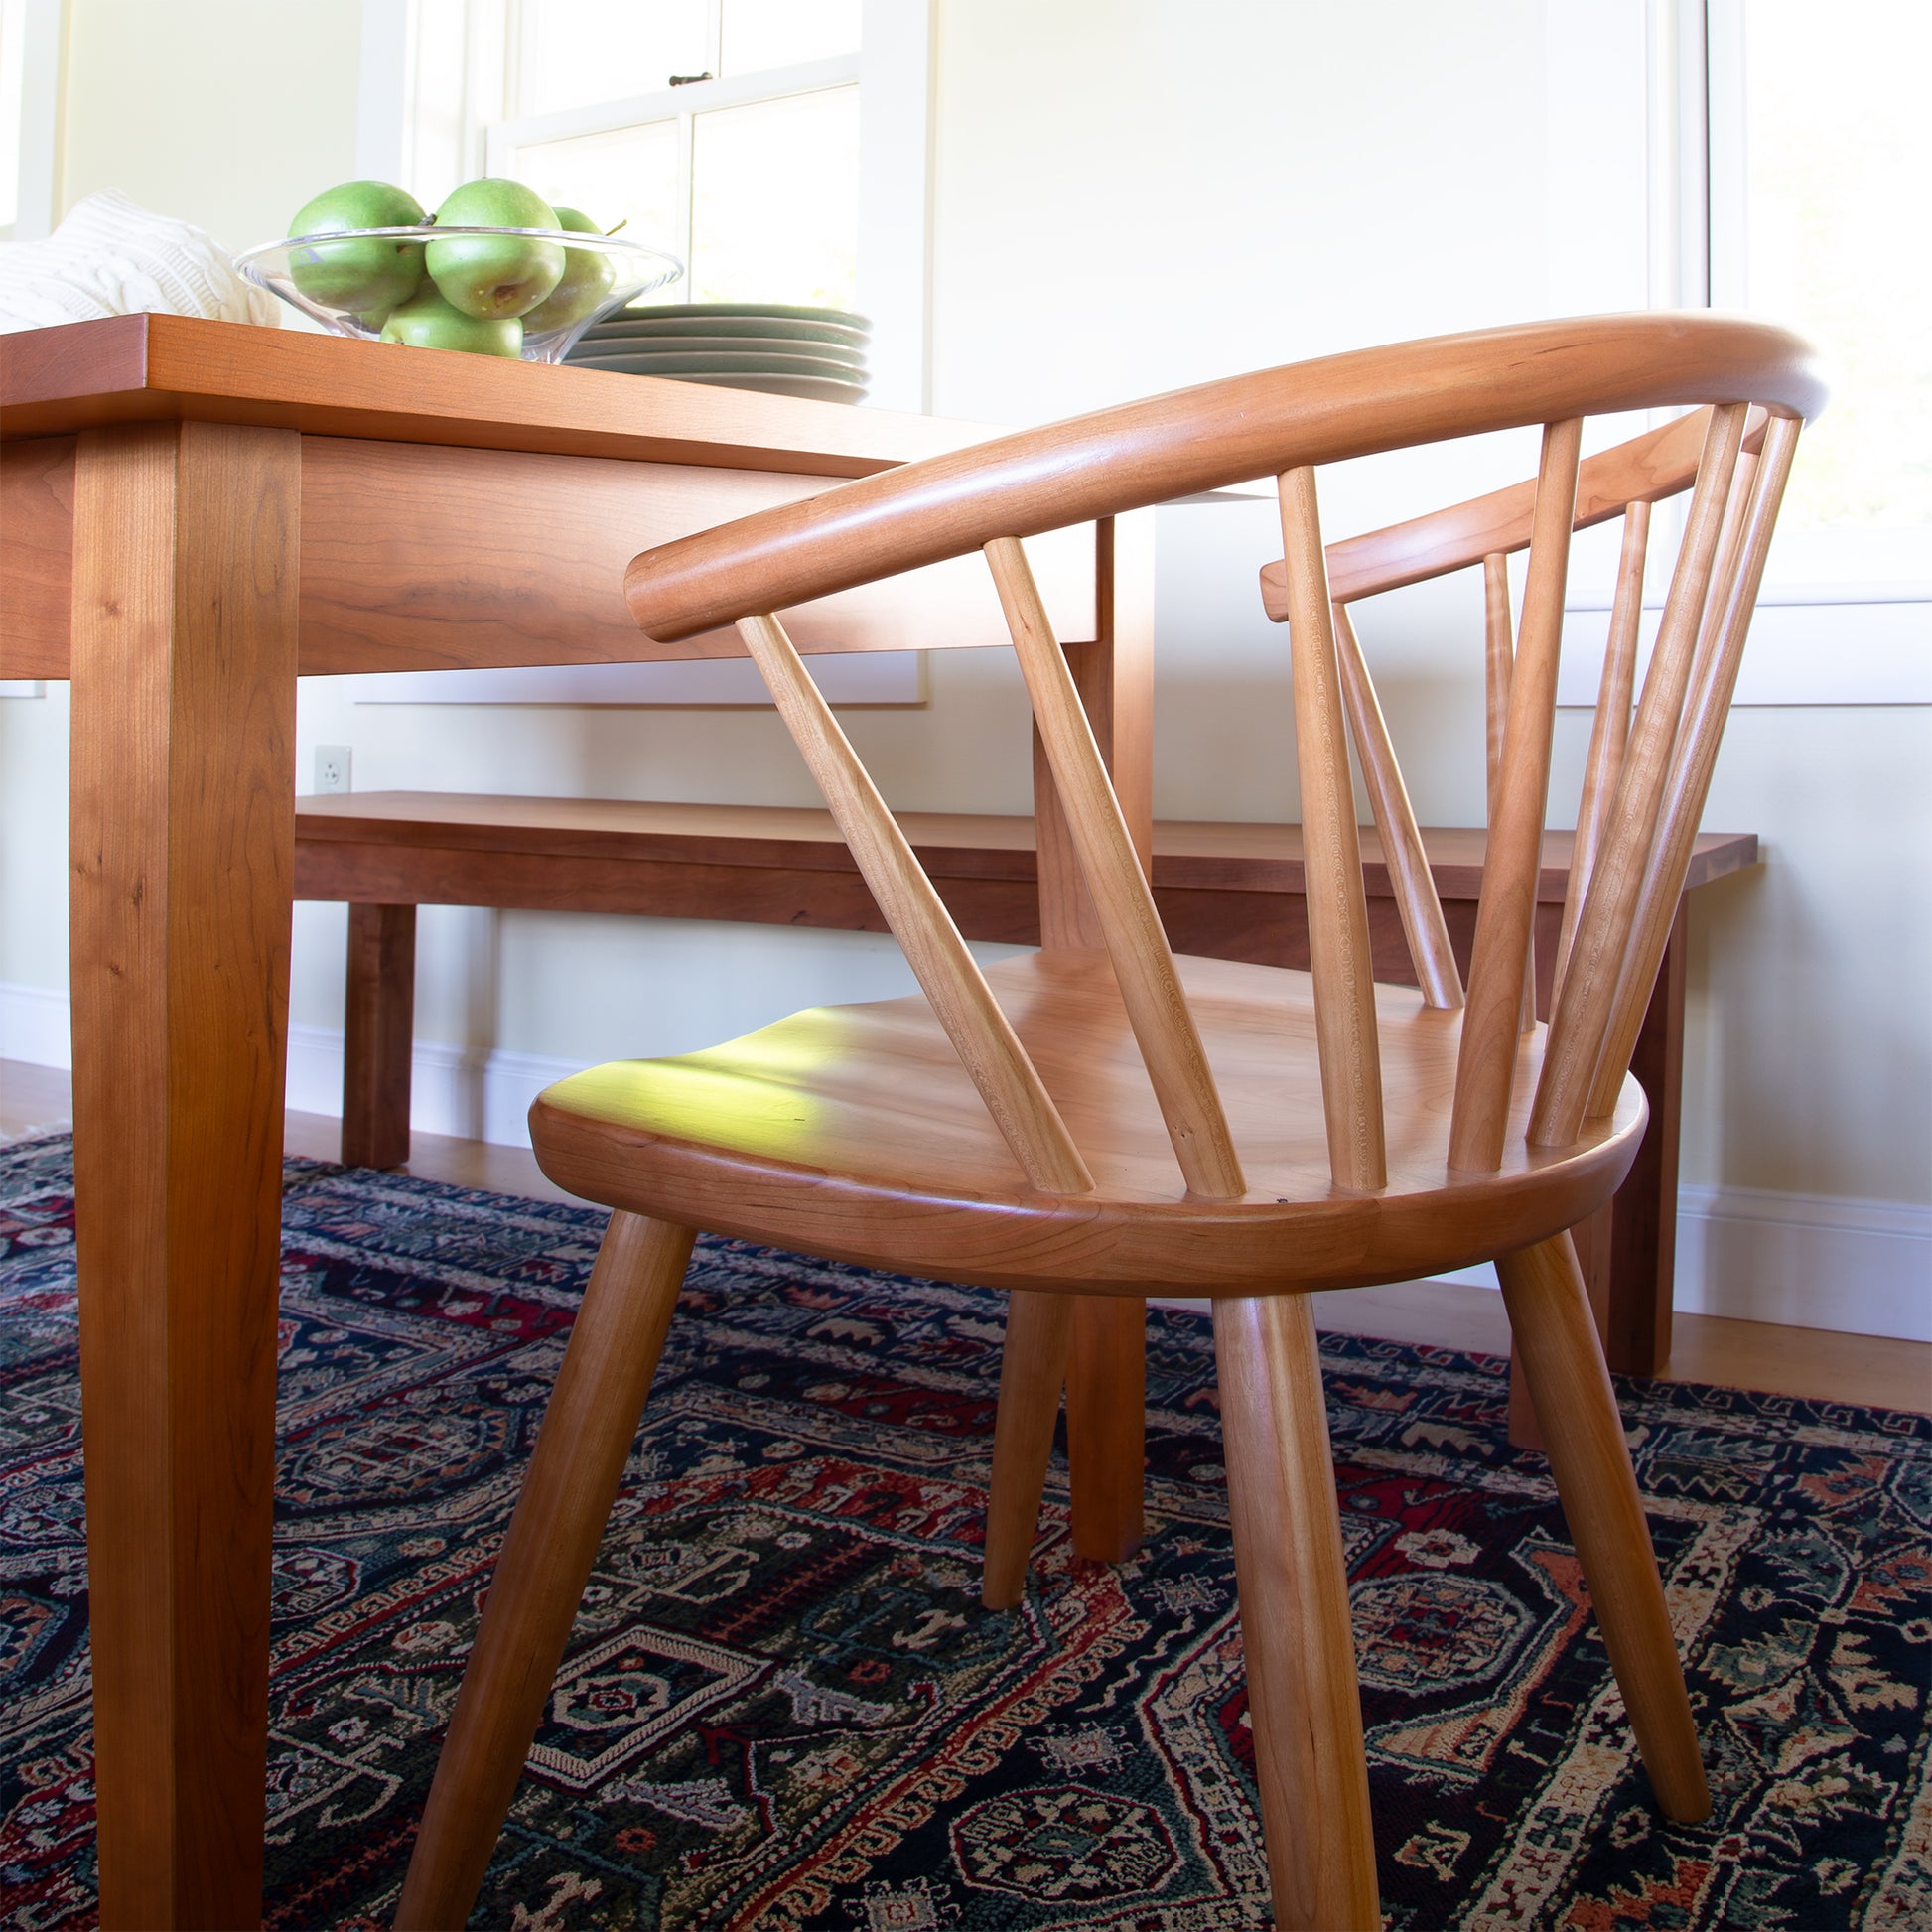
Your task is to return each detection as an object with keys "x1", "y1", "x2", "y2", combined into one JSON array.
[{"x1": 564, "y1": 303, "x2": 870, "y2": 402}]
